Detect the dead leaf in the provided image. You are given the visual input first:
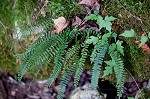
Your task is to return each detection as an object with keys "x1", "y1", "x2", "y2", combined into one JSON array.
[
  {"x1": 135, "y1": 41, "x2": 150, "y2": 54},
  {"x1": 135, "y1": 17, "x2": 142, "y2": 21},
  {"x1": 78, "y1": 0, "x2": 100, "y2": 12},
  {"x1": 72, "y1": 16, "x2": 82, "y2": 27},
  {"x1": 51, "y1": 30, "x2": 57, "y2": 36},
  {"x1": 53, "y1": 17, "x2": 69, "y2": 33}
]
